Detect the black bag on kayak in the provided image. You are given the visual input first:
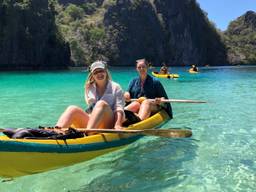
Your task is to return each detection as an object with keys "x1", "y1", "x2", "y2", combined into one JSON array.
[
  {"x1": 3, "y1": 128, "x2": 58, "y2": 139},
  {"x1": 3, "y1": 128, "x2": 84, "y2": 139}
]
